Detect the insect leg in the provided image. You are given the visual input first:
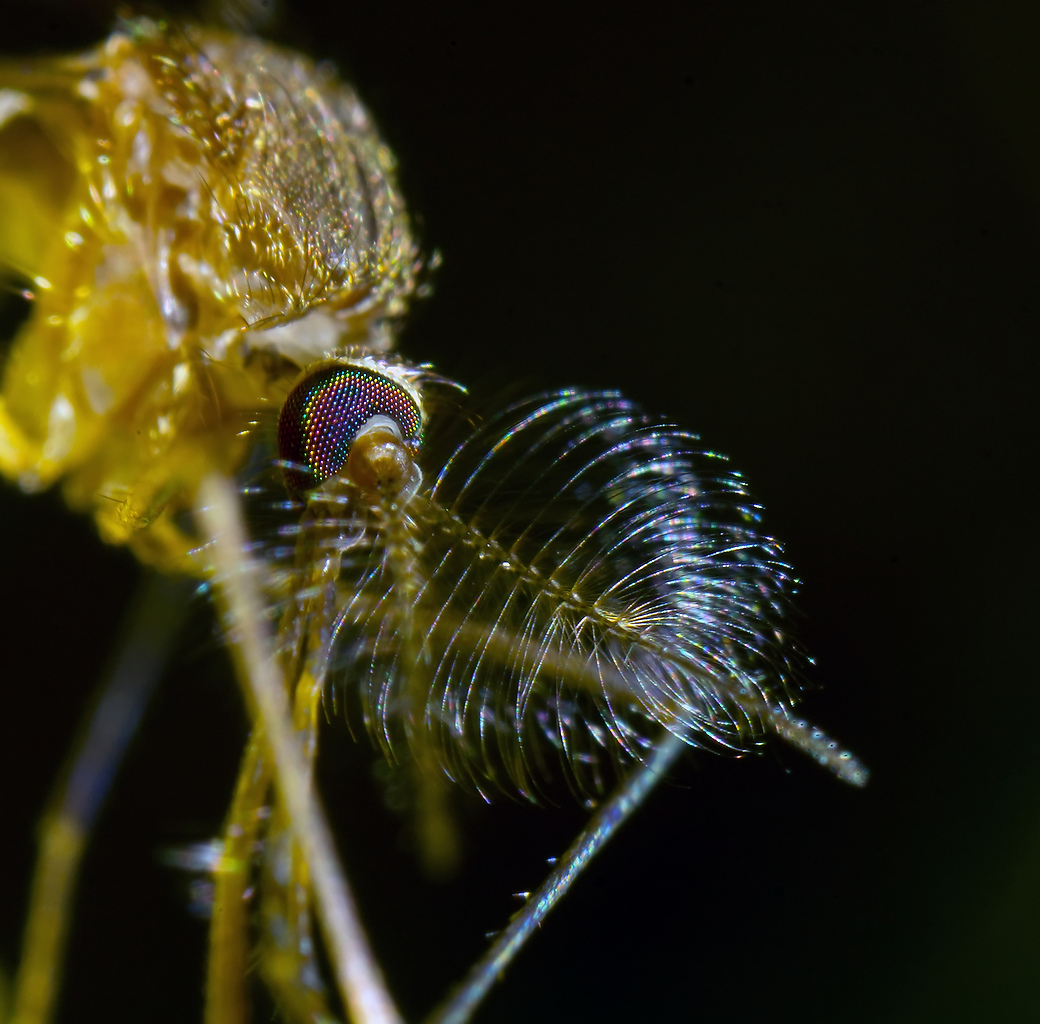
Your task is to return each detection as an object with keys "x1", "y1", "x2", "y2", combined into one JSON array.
[
  {"x1": 198, "y1": 474, "x2": 402, "y2": 1024},
  {"x1": 205, "y1": 673, "x2": 389, "y2": 1024},
  {"x1": 206, "y1": 727, "x2": 272, "y2": 1024},
  {"x1": 254, "y1": 671, "x2": 339, "y2": 1021},
  {"x1": 425, "y1": 731, "x2": 687, "y2": 1024},
  {"x1": 10, "y1": 573, "x2": 191, "y2": 1024}
]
